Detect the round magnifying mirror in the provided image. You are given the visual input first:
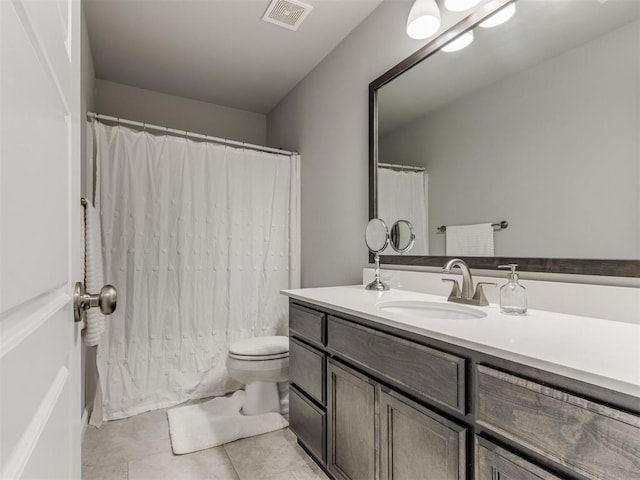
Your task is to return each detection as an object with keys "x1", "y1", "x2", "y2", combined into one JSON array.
[
  {"x1": 389, "y1": 220, "x2": 415, "y2": 254},
  {"x1": 365, "y1": 218, "x2": 389, "y2": 253},
  {"x1": 365, "y1": 219, "x2": 390, "y2": 291}
]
